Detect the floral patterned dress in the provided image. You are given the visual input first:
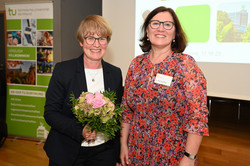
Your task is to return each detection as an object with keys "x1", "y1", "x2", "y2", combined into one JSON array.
[{"x1": 121, "y1": 52, "x2": 209, "y2": 166}]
